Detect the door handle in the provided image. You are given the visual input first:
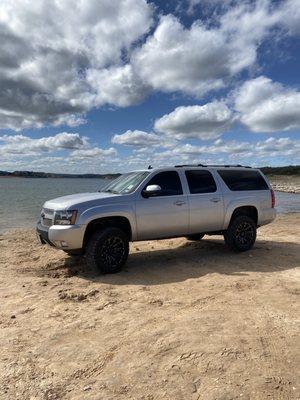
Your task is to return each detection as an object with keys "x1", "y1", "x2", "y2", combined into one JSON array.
[
  {"x1": 210, "y1": 198, "x2": 221, "y2": 203},
  {"x1": 174, "y1": 200, "x2": 186, "y2": 206}
]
